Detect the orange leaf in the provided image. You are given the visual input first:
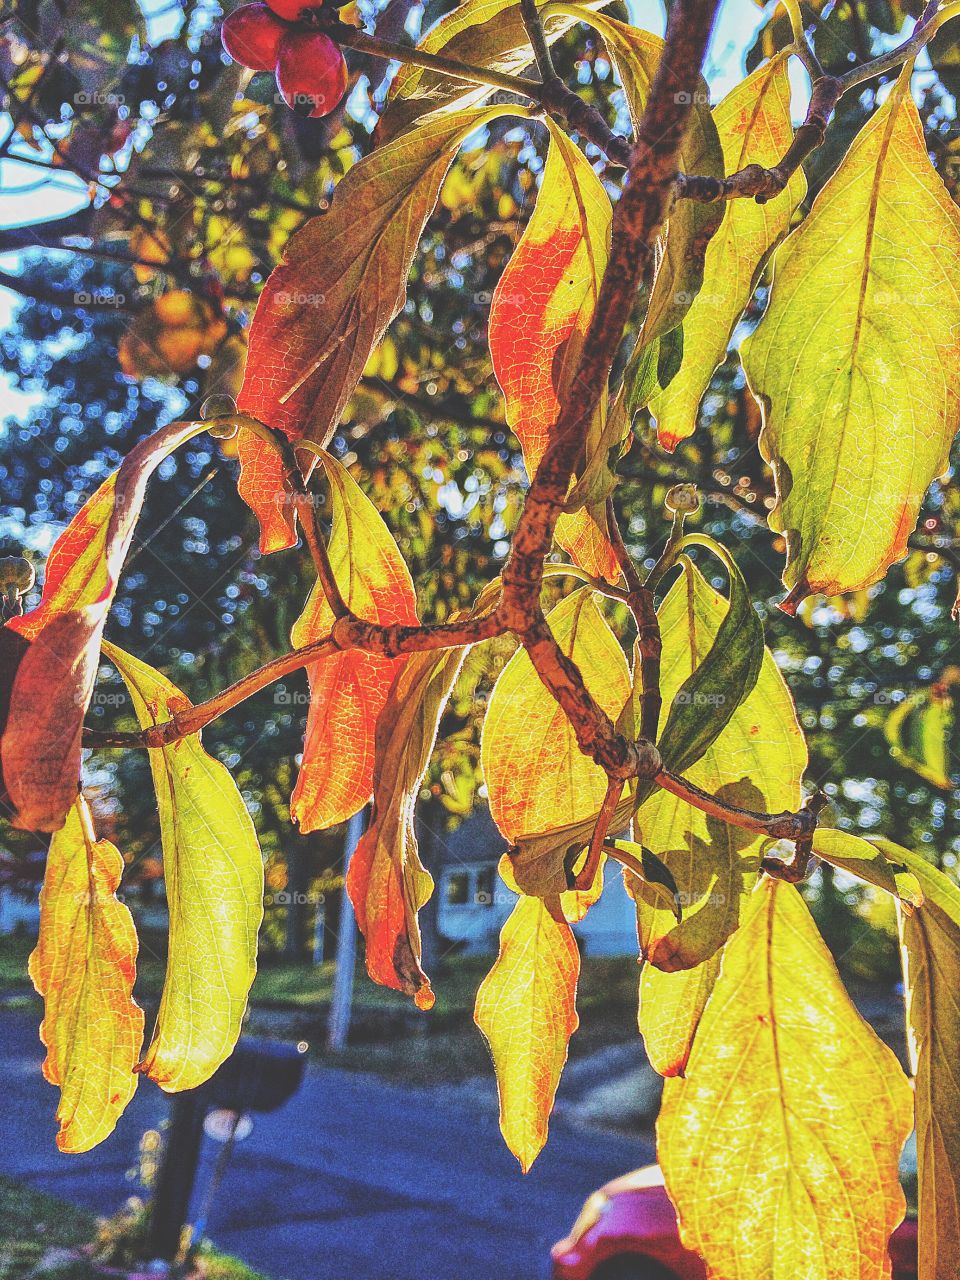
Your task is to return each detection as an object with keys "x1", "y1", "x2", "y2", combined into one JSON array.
[
  {"x1": 29, "y1": 795, "x2": 144, "y2": 1152},
  {"x1": 2, "y1": 420, "x2": 202, "y2": 831},
  {"x1": 347, "y1": 645, "x2": 467, "y2": 1006},
  {"x1": 291, "y1": 452, "x2": 418, "y2": 832},
  {"x1": 489, "y1": 122, "x2": 616, "y2": 578},
  {"x1": 236, "y1": 106, "x2": 516, "y2": 552},
  {"x1": 658, "y1": 879, "x2": 913, "y2": 1279},
  {"x1": 474, "y1": 893, "x2": 579, "y2": 1171}
]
